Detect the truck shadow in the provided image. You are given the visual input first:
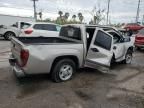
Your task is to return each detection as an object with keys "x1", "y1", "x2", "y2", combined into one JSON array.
[
  {"x1": 15, "y1": 68, "x2": 115, "y2": 99},
  {"x1": 15, "y1": 74, "x2": 51, "y2": 99}
]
